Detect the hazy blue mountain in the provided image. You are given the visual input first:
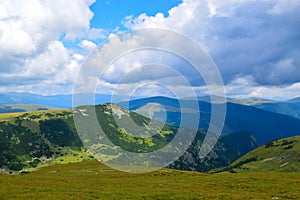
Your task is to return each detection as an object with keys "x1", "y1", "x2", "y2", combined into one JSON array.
[
  {"x1": 194, "y1": 96, "x2": 300, "y2": 119},
  {"x1": 0, "y1": 104, "x2": 57, "y2": 114},
  {"x1": 253, "y1": 102, "x2": 300, "y2": 119},
  {"x1": 0, "y1": 93, "x2": 73, "y2": 108},
  {"x1": 195, "y1": 96, "x2": 274, "y2": 105},
  {"x1": 224, "y1": 96, "x2": 300, "y2": 119},
  {"x1": 2, "y1": 93, "x2": 299, "y2": 119},
  {"x1": 0, "y1": 93, "x2": 115, "y2": 108},
  {"x1": 120, "y1": 96, "x2": 300, "y2": 146},
  {"x1": 287, "y1": 97, "x2": 300, "y2": 103}
]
